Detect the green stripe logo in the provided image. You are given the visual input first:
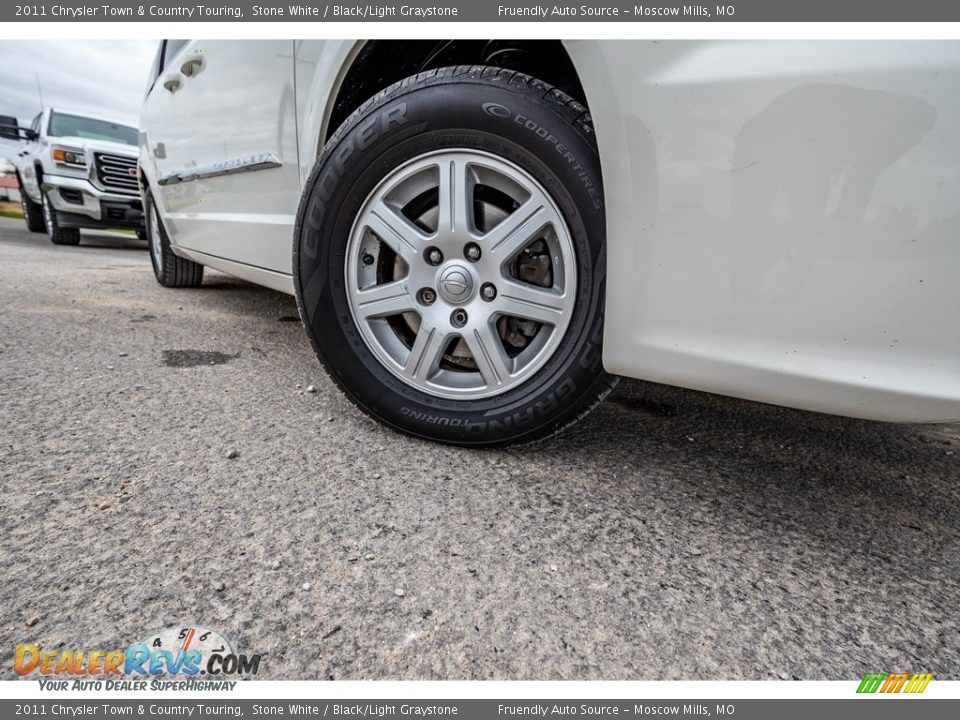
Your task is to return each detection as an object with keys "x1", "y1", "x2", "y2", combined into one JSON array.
[
  {"x1": 857, "y1": 673, "x2": 887, "y2": 693},
  {"x1": 857, "y1": 672, "x2": 932, "y2": 694}
]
